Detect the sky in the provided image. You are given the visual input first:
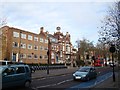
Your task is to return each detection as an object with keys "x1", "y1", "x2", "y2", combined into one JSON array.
[{"x1": 0, "y1": 0, "x2": 117, "y2": 46}]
